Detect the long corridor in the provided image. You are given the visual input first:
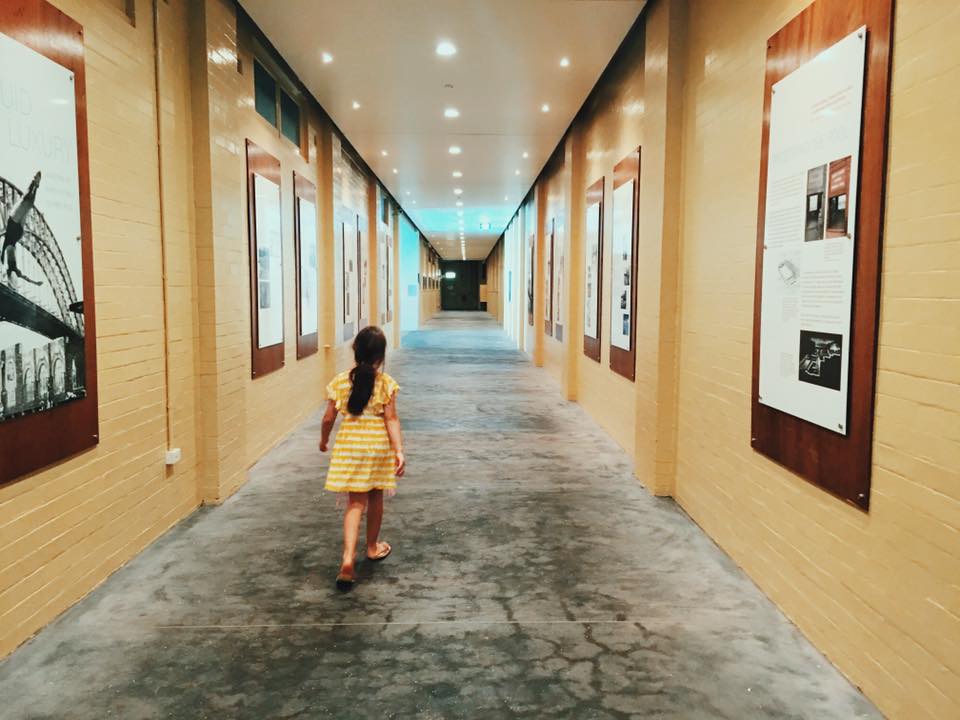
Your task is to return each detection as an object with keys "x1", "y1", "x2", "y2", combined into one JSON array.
[{"x1": 0, "y1": 313, "x2": 880, "y2": 719}]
